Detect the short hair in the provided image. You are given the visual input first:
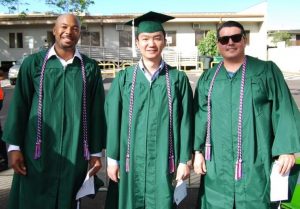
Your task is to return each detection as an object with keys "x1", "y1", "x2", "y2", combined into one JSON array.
[
  {"x1": 136, "y1": 30, "x2": 166, "y2": 40},
  {"x1": 217, "y1": 21, "x2": 246, "y2": 38}
]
